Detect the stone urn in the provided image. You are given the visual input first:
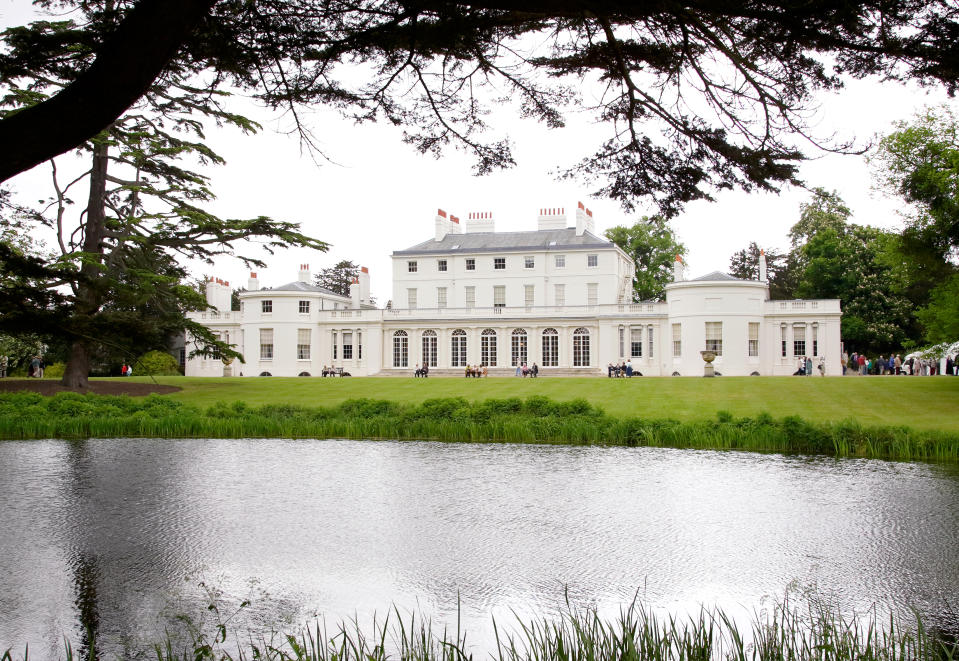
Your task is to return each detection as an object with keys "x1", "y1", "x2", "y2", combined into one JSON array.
[
  {"x1": 700, "y1": 350, "x2": 717, "y2": 377},
  {"x1": 221, "y1": 356, "x2": 234, "y2": 377}
]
